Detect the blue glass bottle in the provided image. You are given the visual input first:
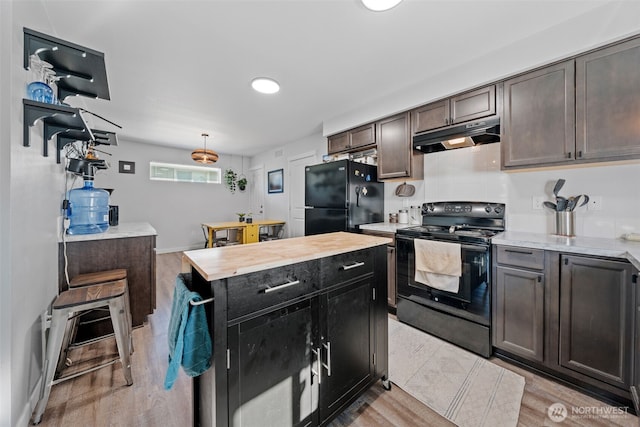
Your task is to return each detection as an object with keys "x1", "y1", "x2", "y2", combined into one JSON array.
[{"x1": 66, "y1": 179, "x2": 110, "y2": 235}]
